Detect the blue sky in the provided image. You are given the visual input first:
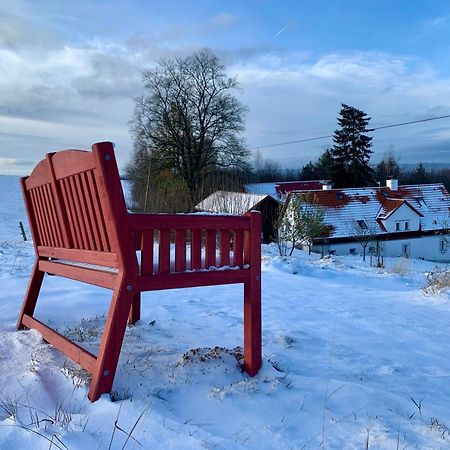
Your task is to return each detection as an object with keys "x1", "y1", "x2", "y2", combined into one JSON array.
[{"x1": 1, "y1": 0, "x2": 450, "y2": 174}]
